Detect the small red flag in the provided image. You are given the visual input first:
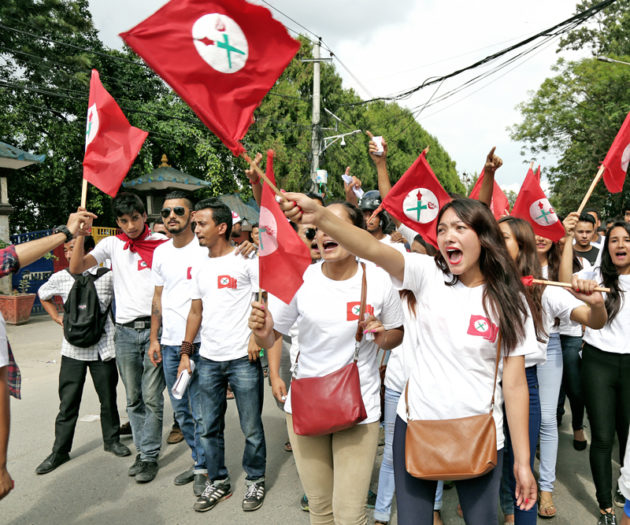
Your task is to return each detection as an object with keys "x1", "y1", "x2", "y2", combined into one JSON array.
[
  {"x1": 602, "y1": 111, "x2": 630, "y2": 193},
  {"x1": 467, "y1": 315, "x2": 498, "y2": 343},
  {"x1": 83, "y1": 70, "x2": 148, "y2": 197},
  {"x1": 511, "y1": 167, "x2": 565, "y2": 242},
  {"x1": 381, "y1": 151, "x2": 451, "y2": 248},
  {"x1": 468, "y1": 168, "x2": 510, "y2": 219},
  {"x1": 259, "y1": 151, "x2": 310, "y2": 303},
  {"x1": 120, "y1": 0, "x2": 300, "y2": 156}
]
